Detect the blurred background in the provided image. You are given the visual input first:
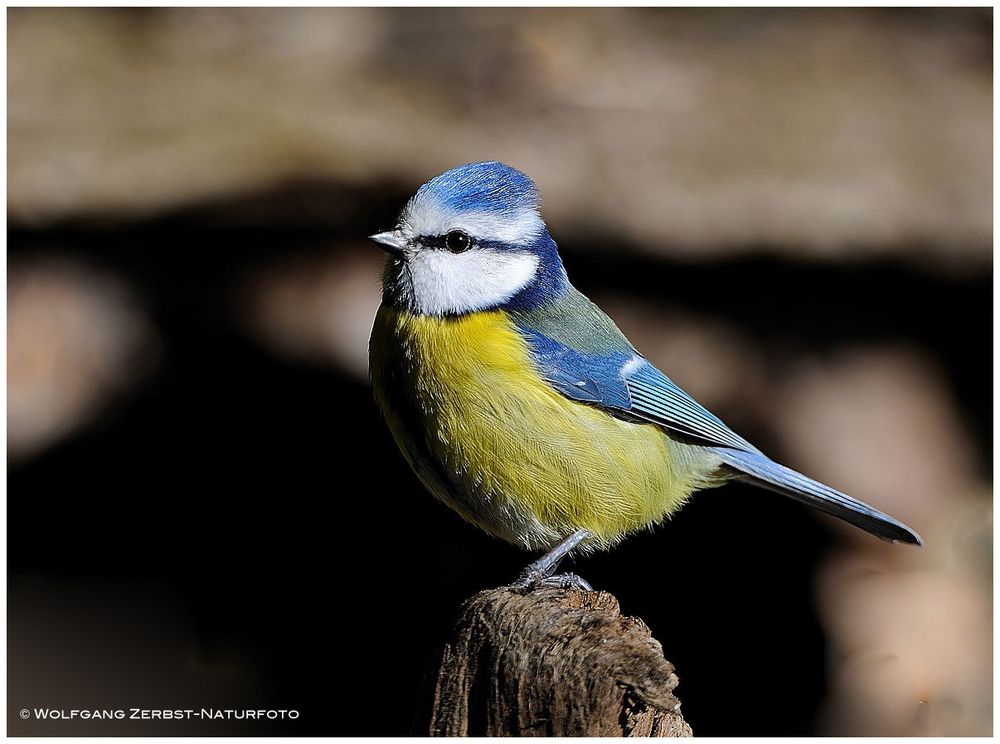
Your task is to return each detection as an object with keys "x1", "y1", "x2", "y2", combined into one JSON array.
[{"x1": 8, "y1": 7, "x2": 991, "y2": 736}]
